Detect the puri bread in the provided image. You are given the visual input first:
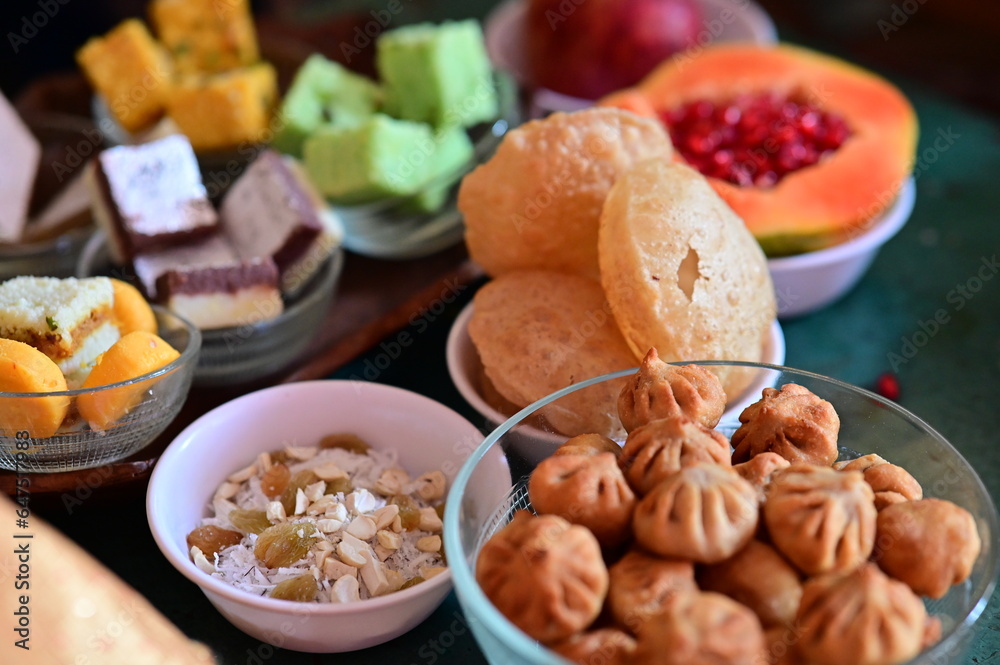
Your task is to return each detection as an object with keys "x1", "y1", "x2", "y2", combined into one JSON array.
[
  {"x1": 598, "y1": 160, "x2": 775, "y2": 394},
  {"x1": 77, "y1": 331, "x2": 181, "y2": 430},
  {"x1": 458, "y1": 107, "x2": 673, "y2": 279},
  {"x1": 0, "y1": 338, "x2": 70, "y2": 438},
  {"x1": 468, "y1": 270, "x2": 638, "y2": 436}
]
